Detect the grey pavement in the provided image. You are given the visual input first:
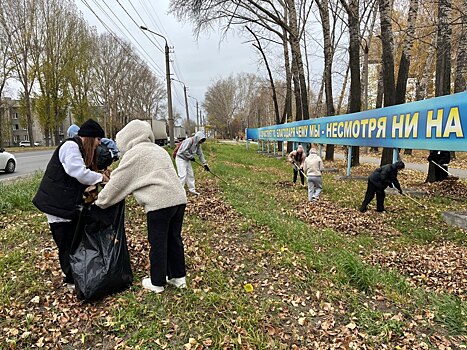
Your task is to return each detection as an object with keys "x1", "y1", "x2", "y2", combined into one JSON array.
[
  {"x1": 0, "y1": 150, "x2": 53, "y2": 182},
  {"x1": 333, "y1": 153, "x2": 467, "y2": 179}
]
